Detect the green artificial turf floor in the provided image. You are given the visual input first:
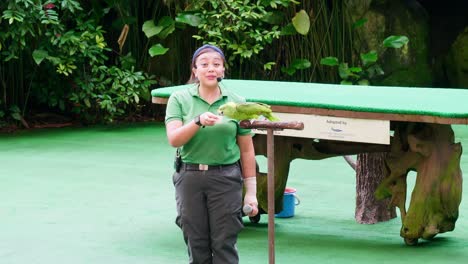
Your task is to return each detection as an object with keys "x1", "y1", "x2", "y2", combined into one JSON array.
[{"x1": 1, "y1": 122, "x2": 468, "y2": 264}]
